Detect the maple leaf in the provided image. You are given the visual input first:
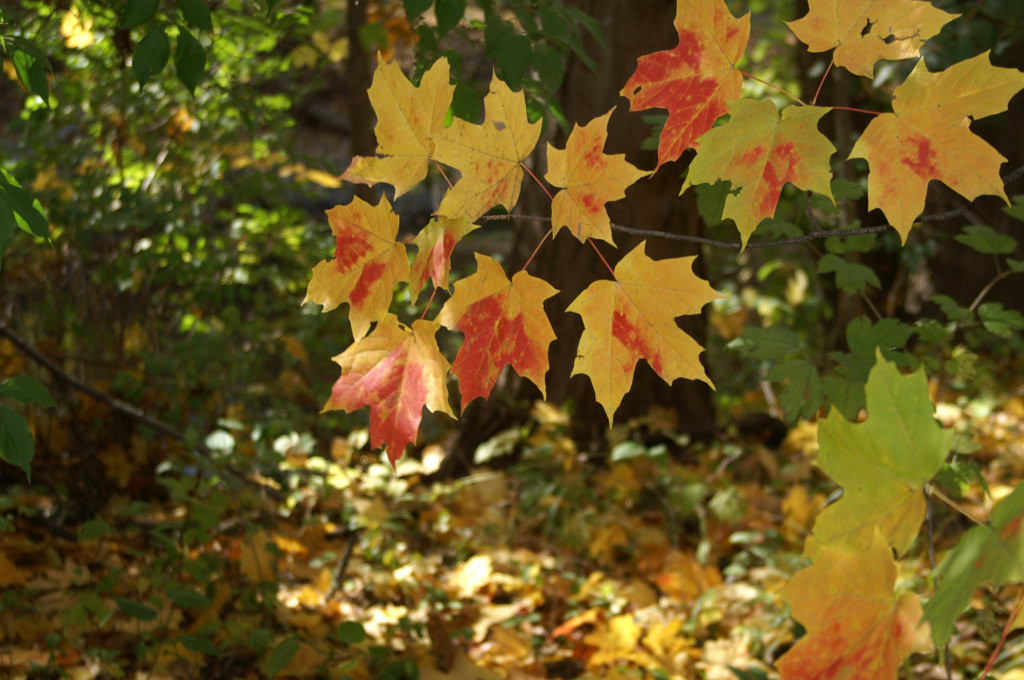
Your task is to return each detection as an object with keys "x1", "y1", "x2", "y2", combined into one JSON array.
[
  {"x1": 925, "y1": 482, "x2": 1024, "y2": 647},
  {"x1": 811, "y1": 352, "x2": 950, "y2": 555},
  {"x1": 619, "y1": 0, "x2": 749, "y2": 168},
  {"x1": 544, "y1": 109, "x2": 650, "y2": 245},
  {"x1": 777, "y1": 529, "x2": 932, "y2": 680},
  {"x1": 567, "y1": 242, "x2": 720, "y2": 423},
  {"x1": 409, "y1": 216, "x2": 480, "y2": 299},
  {"x1": 849, "y1": 52, "x2": 1024, "y2": 242},
  {"x1": 437, "y1": 254, "x2": 558, "y2": 408},
  {"x1": 685, "y1": 98, "x2": 836, "y2": 248},
  {"x1": 340, "y1": 55, "x2": 454, "y2": 197},
  {"x1": 787, "y1": 0, "x2": 957, "y2": 78},
  {"x1": 304, "y1": 196, "x2": 409, "y2": 340},
  {"x1": 432, "y1": 73, "x2": 542, "y2": 221},
  {"x1": 323, "y1": 314, "x2": 454, "y2": 465}
]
